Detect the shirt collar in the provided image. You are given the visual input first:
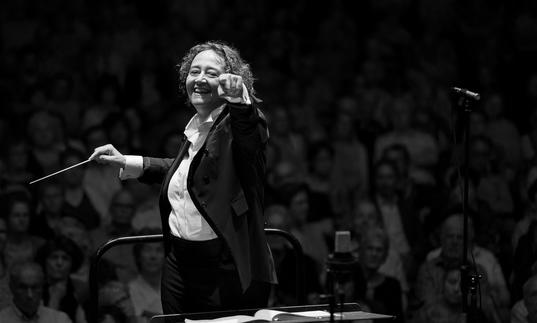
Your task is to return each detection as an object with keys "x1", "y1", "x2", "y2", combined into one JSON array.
[{"x1": 184, "y1": 105, "x2": 225, "y2": 140}]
